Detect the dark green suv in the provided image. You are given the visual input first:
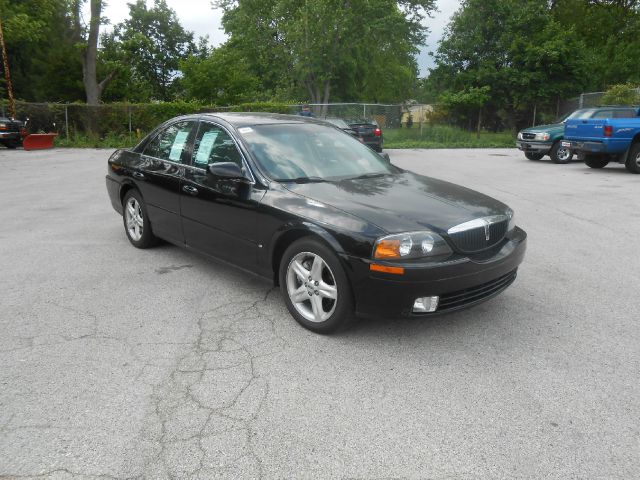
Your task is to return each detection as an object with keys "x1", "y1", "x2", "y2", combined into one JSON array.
[{"x1": 516, "y1": 106, "x2": 640, "y2": 163}]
